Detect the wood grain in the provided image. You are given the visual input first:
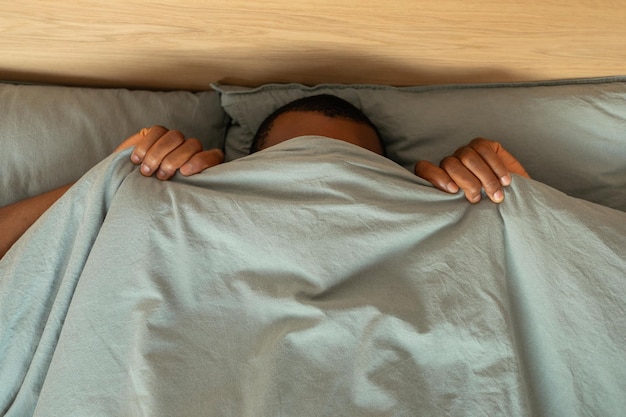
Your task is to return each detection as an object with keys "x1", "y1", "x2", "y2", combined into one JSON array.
[{"x1": 1, "y1": 0, "x2": 625, "y2": 89}]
